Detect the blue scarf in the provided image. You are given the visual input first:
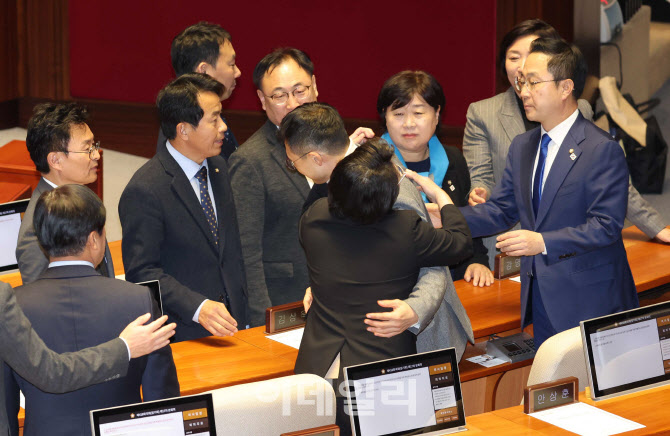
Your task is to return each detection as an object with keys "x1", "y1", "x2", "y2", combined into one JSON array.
[{"x1": 381, "y1": 133, "x2": 449, "y2": 202}]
